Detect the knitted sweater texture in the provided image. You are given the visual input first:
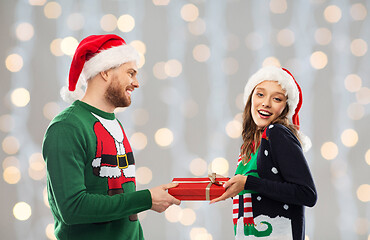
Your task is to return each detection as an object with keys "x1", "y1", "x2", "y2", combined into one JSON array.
[
  {"x1": 42, "y1": 101, "x2": 151, "y2": 240},
  {"x1": 233, "y1": 124, "x2": 317, "y2": 240}
]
